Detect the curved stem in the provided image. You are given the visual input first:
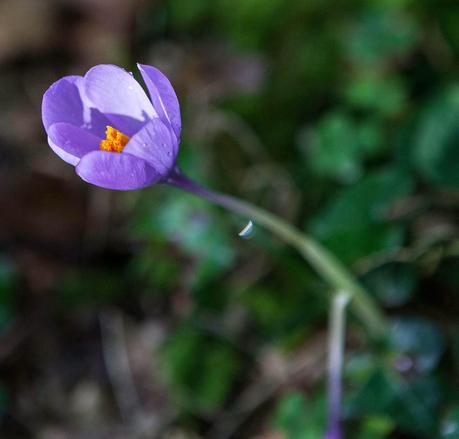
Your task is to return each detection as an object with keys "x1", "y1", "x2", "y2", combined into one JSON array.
[{"x1": 167, "y1": 169, "x2": 388, "y2": 340}]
